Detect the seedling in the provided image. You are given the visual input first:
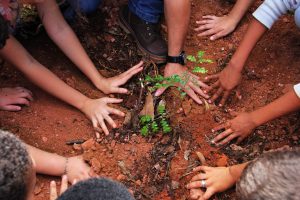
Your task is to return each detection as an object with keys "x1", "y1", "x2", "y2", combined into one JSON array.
[
  {"x1": 139, "y1": 104, "x2": 171, "y2": 136},
  {"x1": 187, "y1": 51, "x2": 213, "y2": 74}
]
